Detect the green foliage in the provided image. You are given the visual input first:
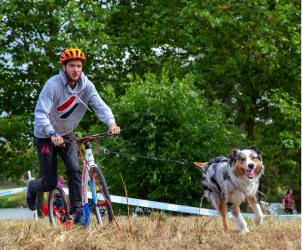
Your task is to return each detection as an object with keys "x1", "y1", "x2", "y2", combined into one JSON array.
[
  {"x1": 0, "y1": 113, "x2": 38, "y2": 181},
  {"x1": 100, "y1": 0, "x2": 301, "y2": 132},
  {"x1": 93, "y1": 72, "x2": 238, "y2": 206},
  {"x1": 244, "y1": 216, "x2": 254, "y2": 227},
  {"x1": 258, "y1": 90, "x2": 301, "y2": 212},
  {"x1": 0, "y1": 196, "x2": 27, "y2": 208}
]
